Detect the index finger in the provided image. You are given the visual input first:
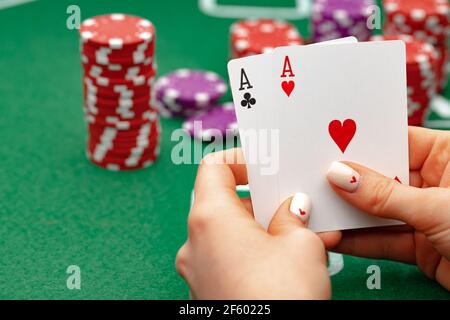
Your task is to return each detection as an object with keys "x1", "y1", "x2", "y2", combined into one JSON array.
[{"x1": 408, "y1": 126, "x2": 440, "y2": 170}]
